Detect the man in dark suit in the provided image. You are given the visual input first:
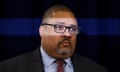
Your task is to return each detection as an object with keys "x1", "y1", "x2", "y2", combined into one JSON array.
[{"x1": 0, "y1": 5, "x2": 107, "y2": 72}]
